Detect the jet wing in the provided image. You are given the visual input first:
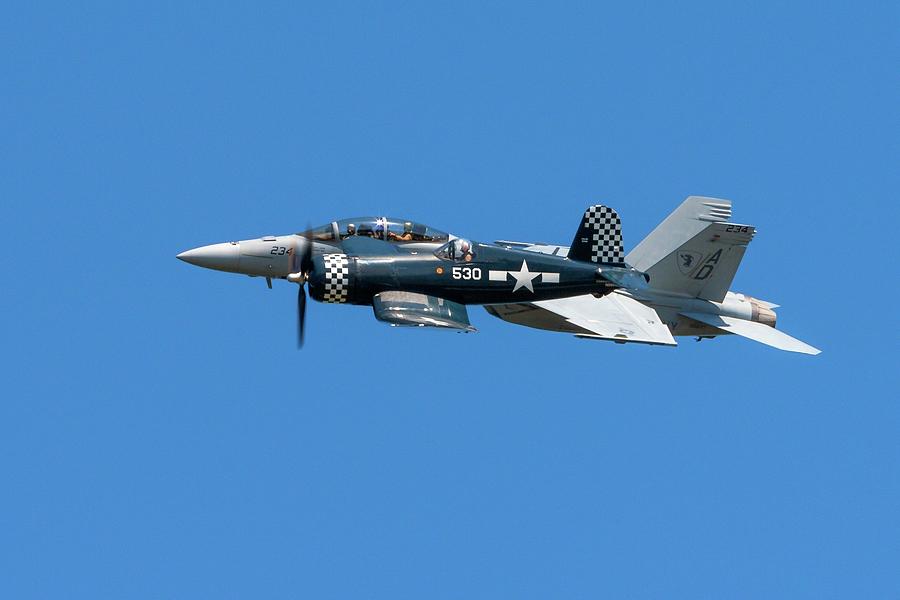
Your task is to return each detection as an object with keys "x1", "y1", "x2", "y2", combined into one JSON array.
[
  {"x1": 680, "y1": 312, "x2": 820, "y2": 355},
  {"x1": 488, "y1": 292, "x2": 676, "y2": 346},
  {"x1": 495, "y1": 240, "x2": 569, "y2": 256},
  {"x1": 372, "y1": 291, "x2": 475, "y2": 332}
]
